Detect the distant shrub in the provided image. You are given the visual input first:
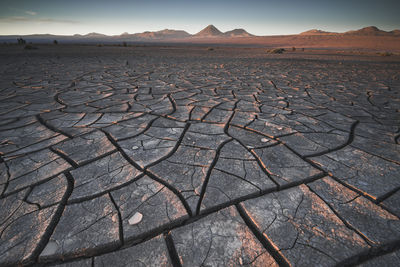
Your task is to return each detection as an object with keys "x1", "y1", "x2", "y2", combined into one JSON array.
[
  {"x1": 122, "y1": 41, "x2": 127, "y2": 47},
  {"x1": 379, "y1": 51, "x2": 392, "y2": 57},
  {"x1": 207, "y1": 47, "x2": 214, "y2": 51},
  {"x1": 17, "y1": 38, "x2": 26, "y2": 45},
  {"x1": 97, "y1": 44, "x2": 103, "y2": 47},
  {"x1": 292, "y1": 47, "x2": 296, "y2": 51},
  {"x1": 267, "y1": 48, "x2": 285, "y2": 54},
  {"x1": 53, "y1": 40, "x2": 58, "y2": 45},
  {"x1": 24, "y1": 44, "x2": 38, "y2": 50},
  {"x1": 302, "y1": 48, "x2": 305, "y2": 51}
]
